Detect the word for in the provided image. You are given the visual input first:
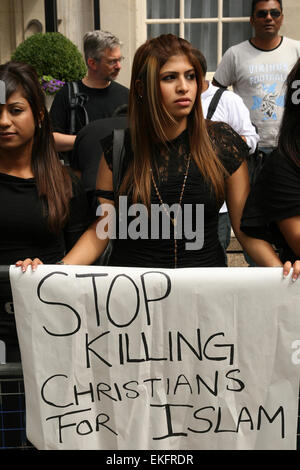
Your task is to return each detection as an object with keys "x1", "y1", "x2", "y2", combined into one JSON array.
[
  {"x1": 41, "y1": 370, "x2": 244, "y2": 408},
  {"x1": 96, "y1": 197, "x2": 204, "y2": 250},
  {"x1": 46, "y1": 406, "x2": 117, "y2": 444}
]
